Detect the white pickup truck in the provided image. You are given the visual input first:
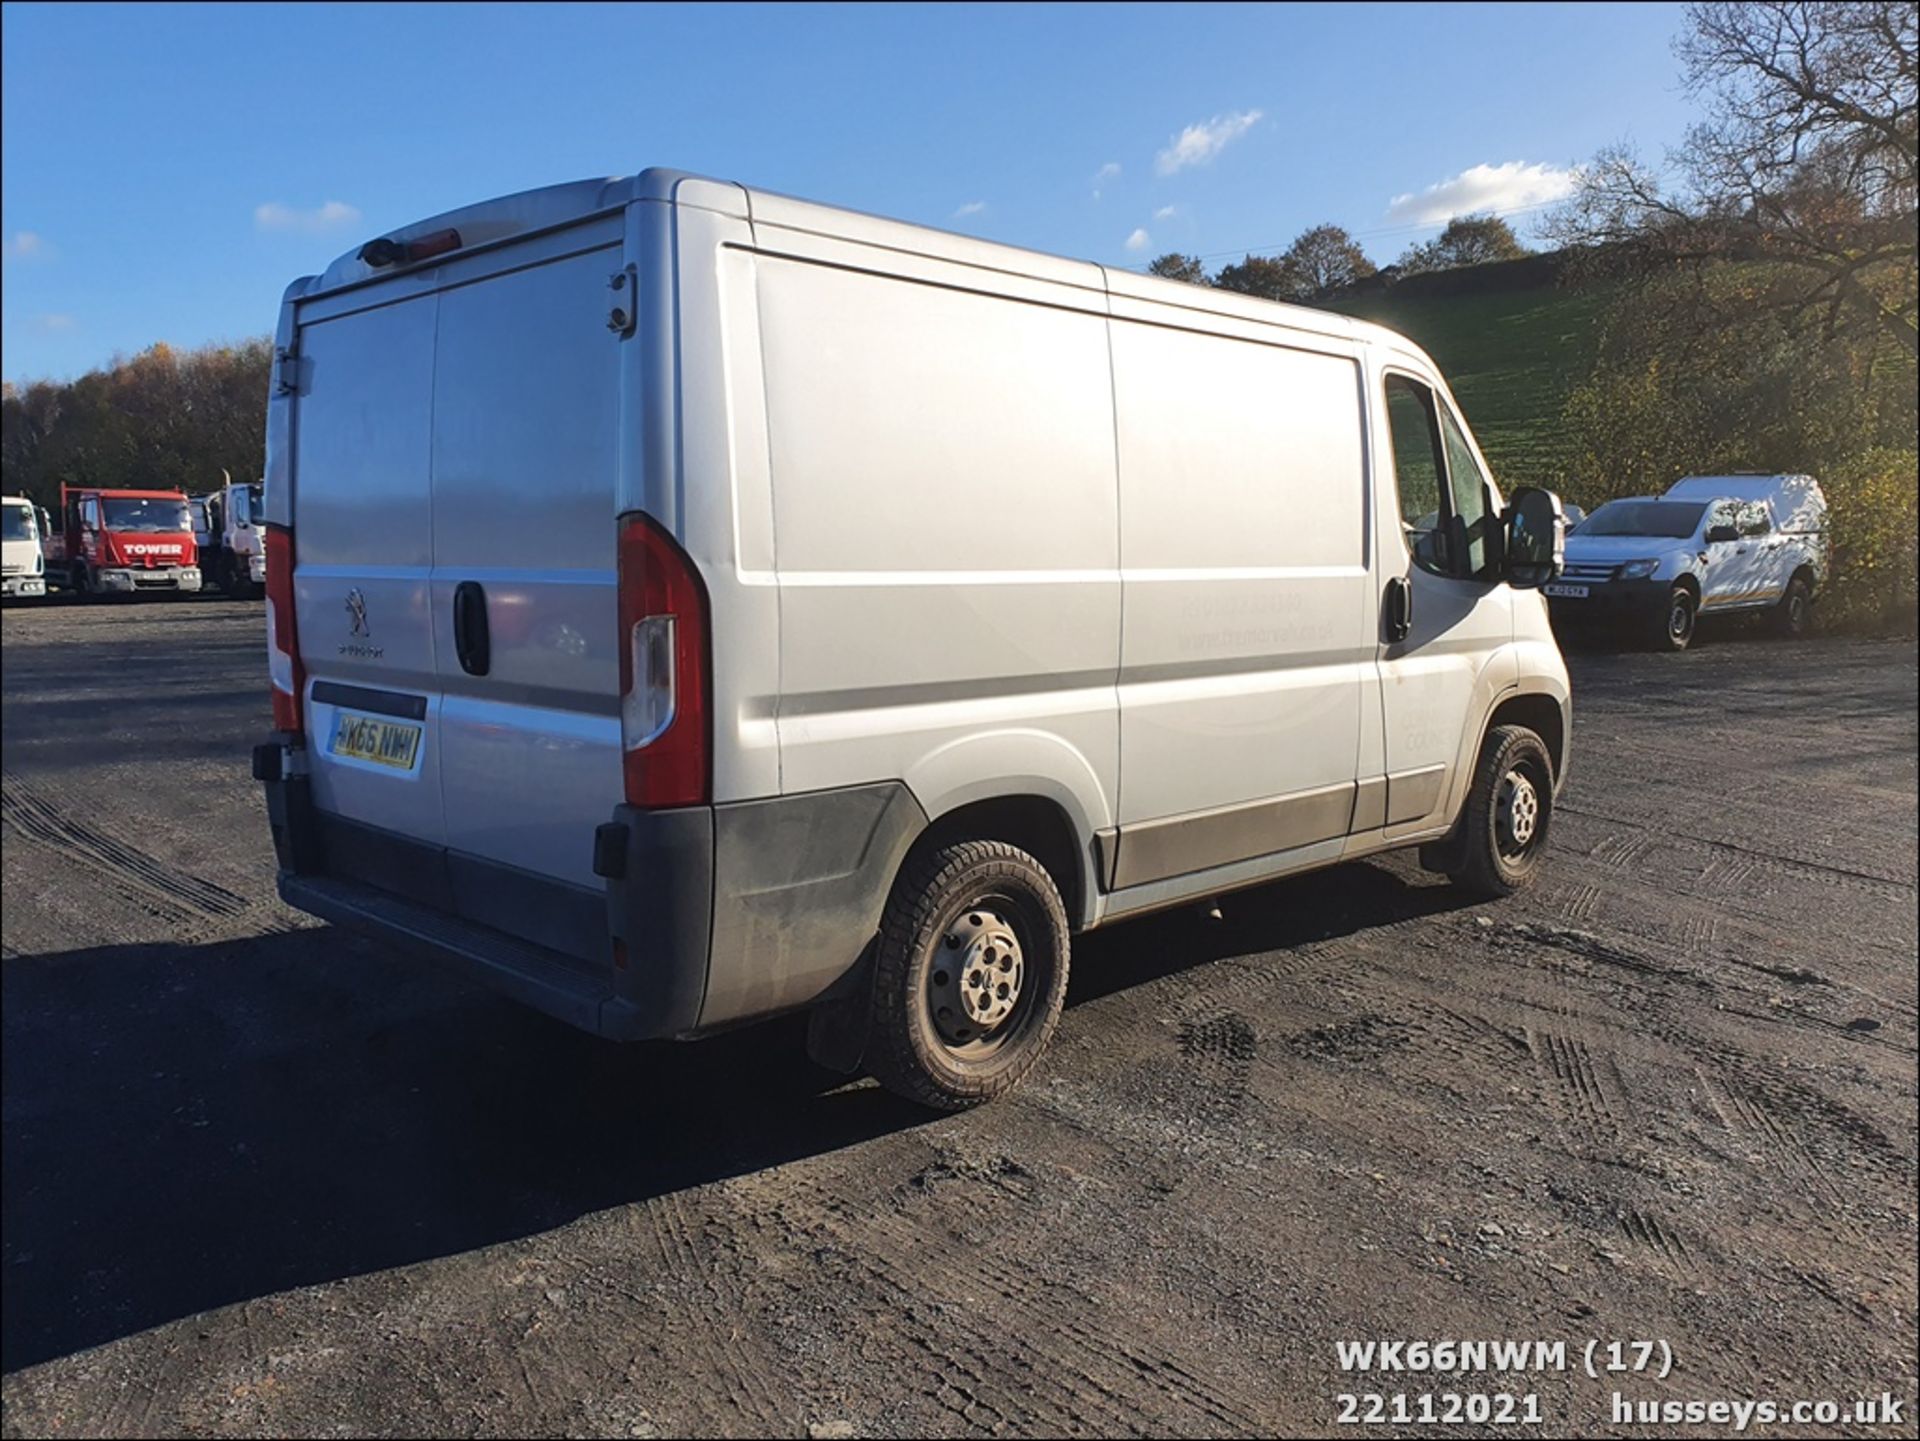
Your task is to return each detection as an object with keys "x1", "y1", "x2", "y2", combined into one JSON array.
[{"x1": 1548, "y1": 473, "x2": 1827, "y2": 650}]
